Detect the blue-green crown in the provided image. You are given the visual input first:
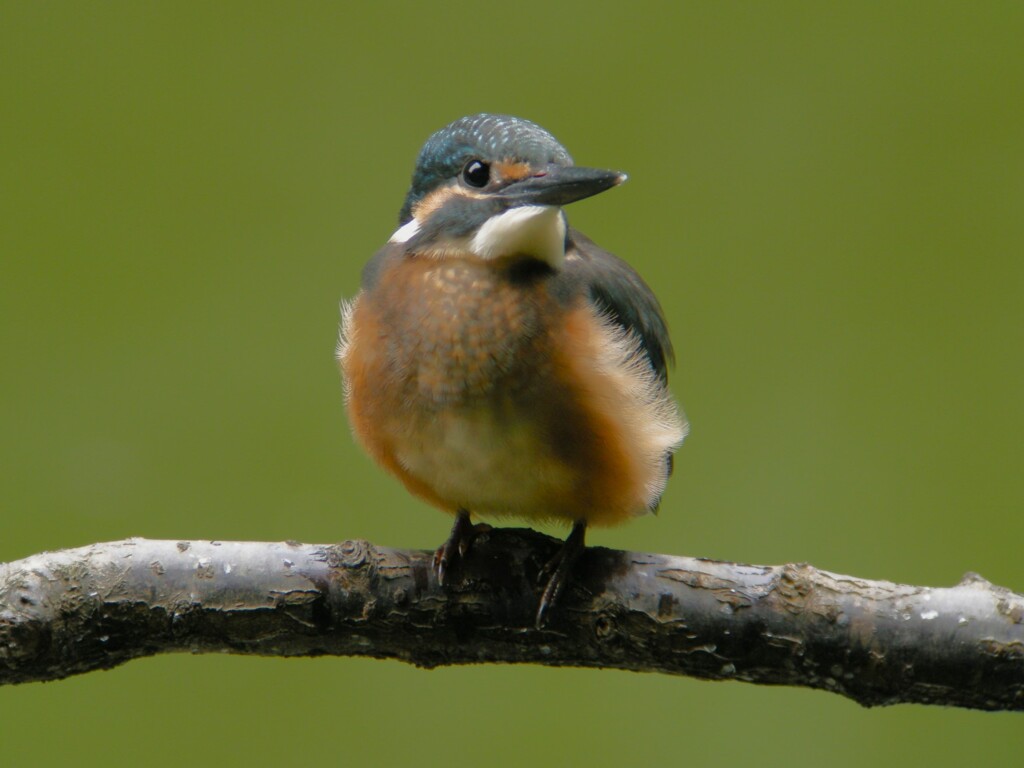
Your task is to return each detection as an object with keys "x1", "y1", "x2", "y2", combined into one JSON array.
[{"x1": 398, "y1": 114, "x2": 574, "y2": 223}]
